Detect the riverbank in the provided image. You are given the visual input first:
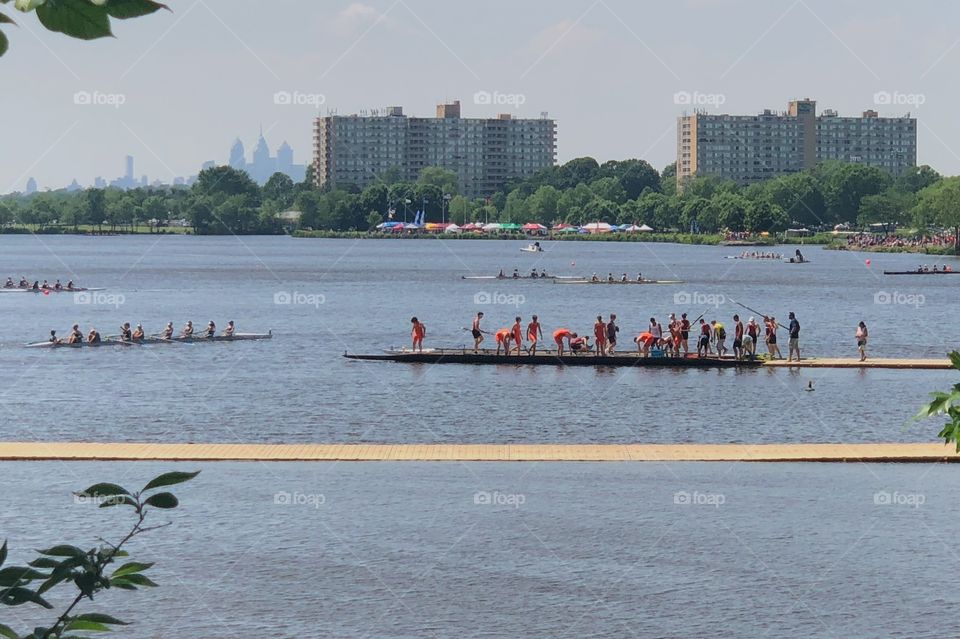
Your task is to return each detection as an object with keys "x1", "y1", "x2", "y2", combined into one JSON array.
[
  {"x1": 1, "y1": 441, "x2": 956, "y2": 461},
  {"x1": 291, "y1": 230, "x2": 776, "y2": 245},
  {"x1": 1, "y1": 224, "x2": 193, "y2": 235},
  {"x1": 824, "y1": 242, "x2": 958, "y2": 255}
]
